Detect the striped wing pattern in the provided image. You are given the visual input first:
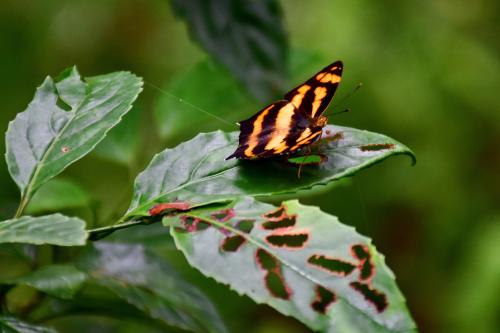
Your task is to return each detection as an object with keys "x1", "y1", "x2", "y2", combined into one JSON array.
[{"x1": 227, "y1": 61, "x2": 343, "y2": 160}]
